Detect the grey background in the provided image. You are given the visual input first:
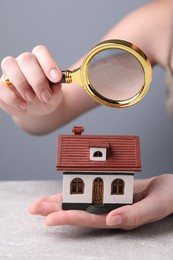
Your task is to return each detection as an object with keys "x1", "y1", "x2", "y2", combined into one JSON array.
[{"x1": 0, "y1": 0, "x2": 173, "y2": 180}]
